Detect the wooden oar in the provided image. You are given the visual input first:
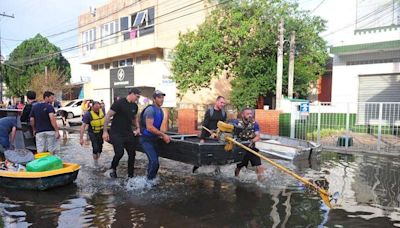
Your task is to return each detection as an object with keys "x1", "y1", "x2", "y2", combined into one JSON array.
[
  {"x1": 224, "y1": 136, "x2": 334, "y2": 209},
  {"x1": 201, "y1": 126, "x2": 217, "y2": 138}
]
